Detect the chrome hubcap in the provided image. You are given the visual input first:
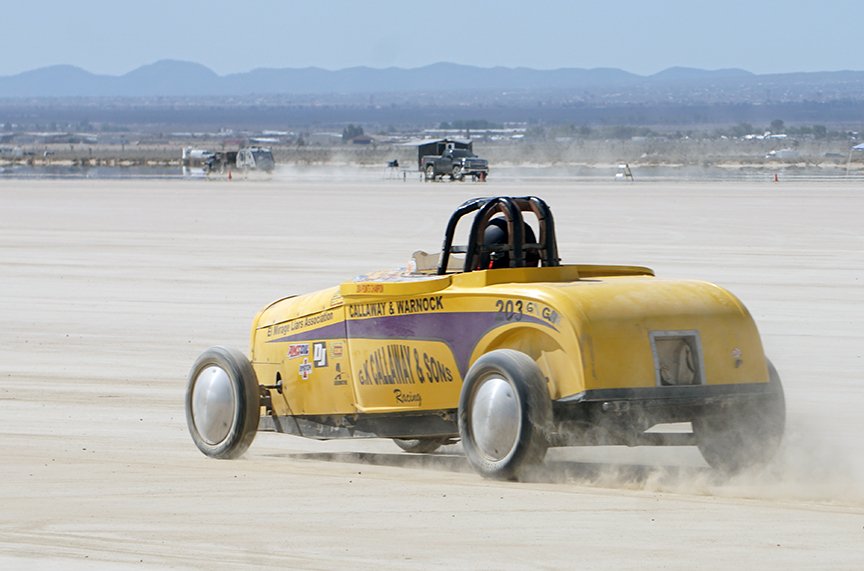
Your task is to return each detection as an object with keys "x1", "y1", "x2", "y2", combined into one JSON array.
[
  {"x1": 471, "y1": 375, "x2": 521, "y2": 462},
  {"x1": 191, "y1": 365, "x2": 235, "y2": 445}
]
